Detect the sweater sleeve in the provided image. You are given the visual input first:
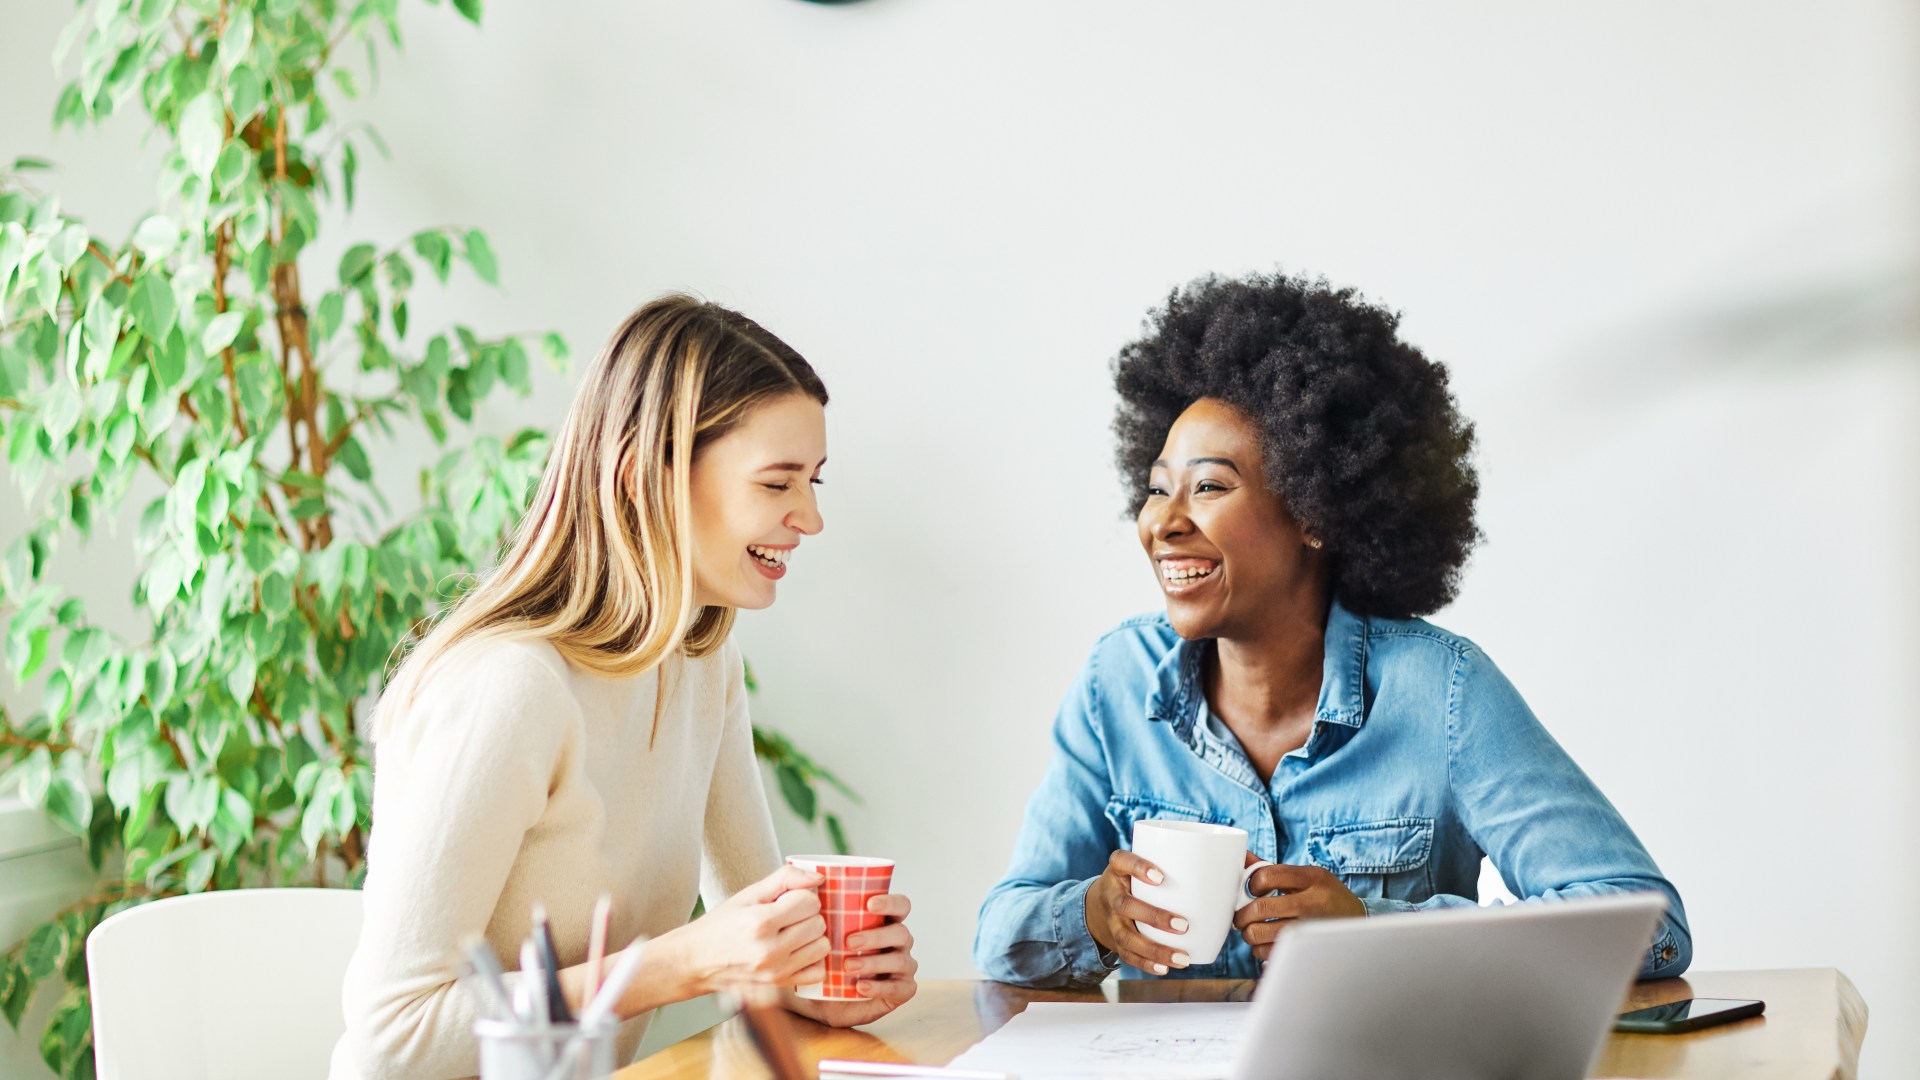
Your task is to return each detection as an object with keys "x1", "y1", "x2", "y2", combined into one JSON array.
[
  {"x1": 698, "y1": 639, "x2": 783, "y2": 908},
  {"x1": 331, "y1": 642, "x2": 576, "y2": 1080}
]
